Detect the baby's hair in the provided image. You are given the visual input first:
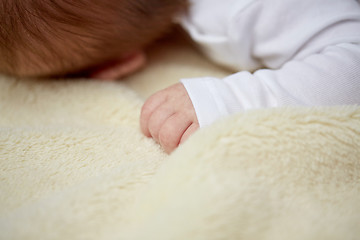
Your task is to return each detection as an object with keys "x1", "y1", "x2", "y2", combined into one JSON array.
[{"x1": 0, "y1": 0, "x2": 187, "y2": 77}]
